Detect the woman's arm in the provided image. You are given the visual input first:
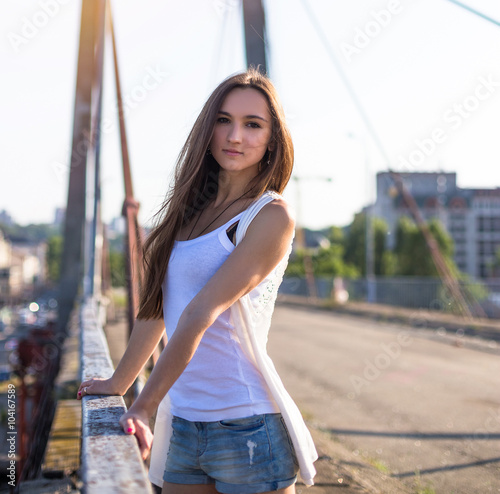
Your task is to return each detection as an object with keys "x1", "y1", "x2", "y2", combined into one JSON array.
[
  {"x1": 120, "y1": 199, "x2": 294, "y2": 430},
  {"x1": 77, "y1": 317, "x2": 166, "y2": 398}
]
